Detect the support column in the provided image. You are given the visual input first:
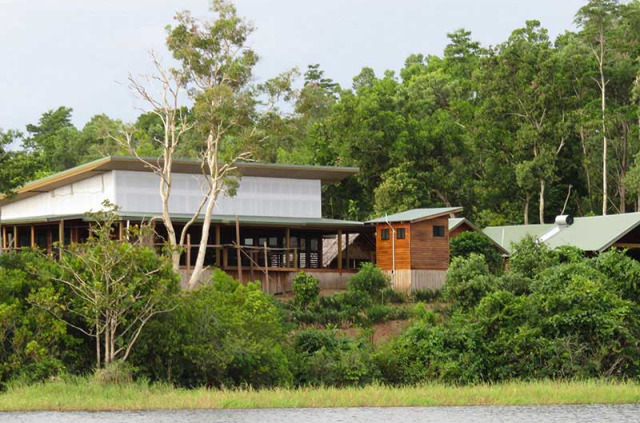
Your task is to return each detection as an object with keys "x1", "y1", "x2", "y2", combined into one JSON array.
[
  {"x1": 30, "y1": 225, "x2": 35, "y2": 249},
  {"x1": 1, "y1": 225, "x2": 6, "y2": 253},
  {"x1": 235, "y1": 215, "x2": 243, "y2": 282},
  {"x1": 215, "y1": 225, "x2": 221, "y2": 267},
  {"x1": 346, "y1": 232, "x2": 350, "y2": 270},
  {"x1": 285, "y1": 228, "x2": 291, "y2": 267},
  {"x1": 337, "y1": 229, "x2": 343, "y2": 271},
  {"x1": 13, "y1": 226, "x2": 18, "y2": 250},
  {"x1": 58, "y1": 220, "x2": 64, "y2": 256},
  {"x1": 118, "y1": 221, "x2": 125, "y2": 241}
]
